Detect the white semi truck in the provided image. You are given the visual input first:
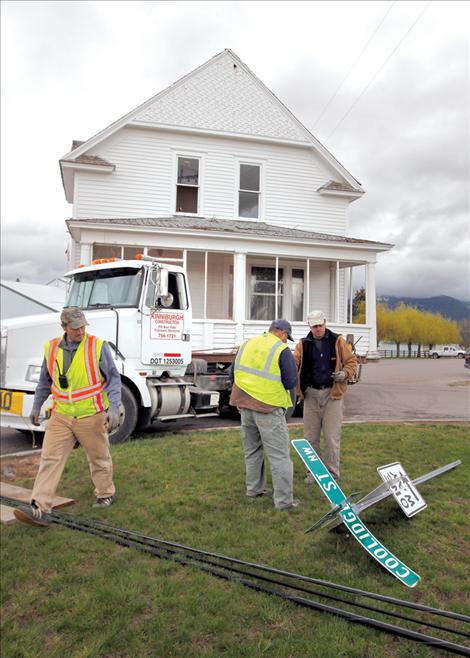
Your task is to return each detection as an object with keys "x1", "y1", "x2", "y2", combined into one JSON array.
[{"x1": 0, "y1": 257, "x2": 236, "y2": 443}]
